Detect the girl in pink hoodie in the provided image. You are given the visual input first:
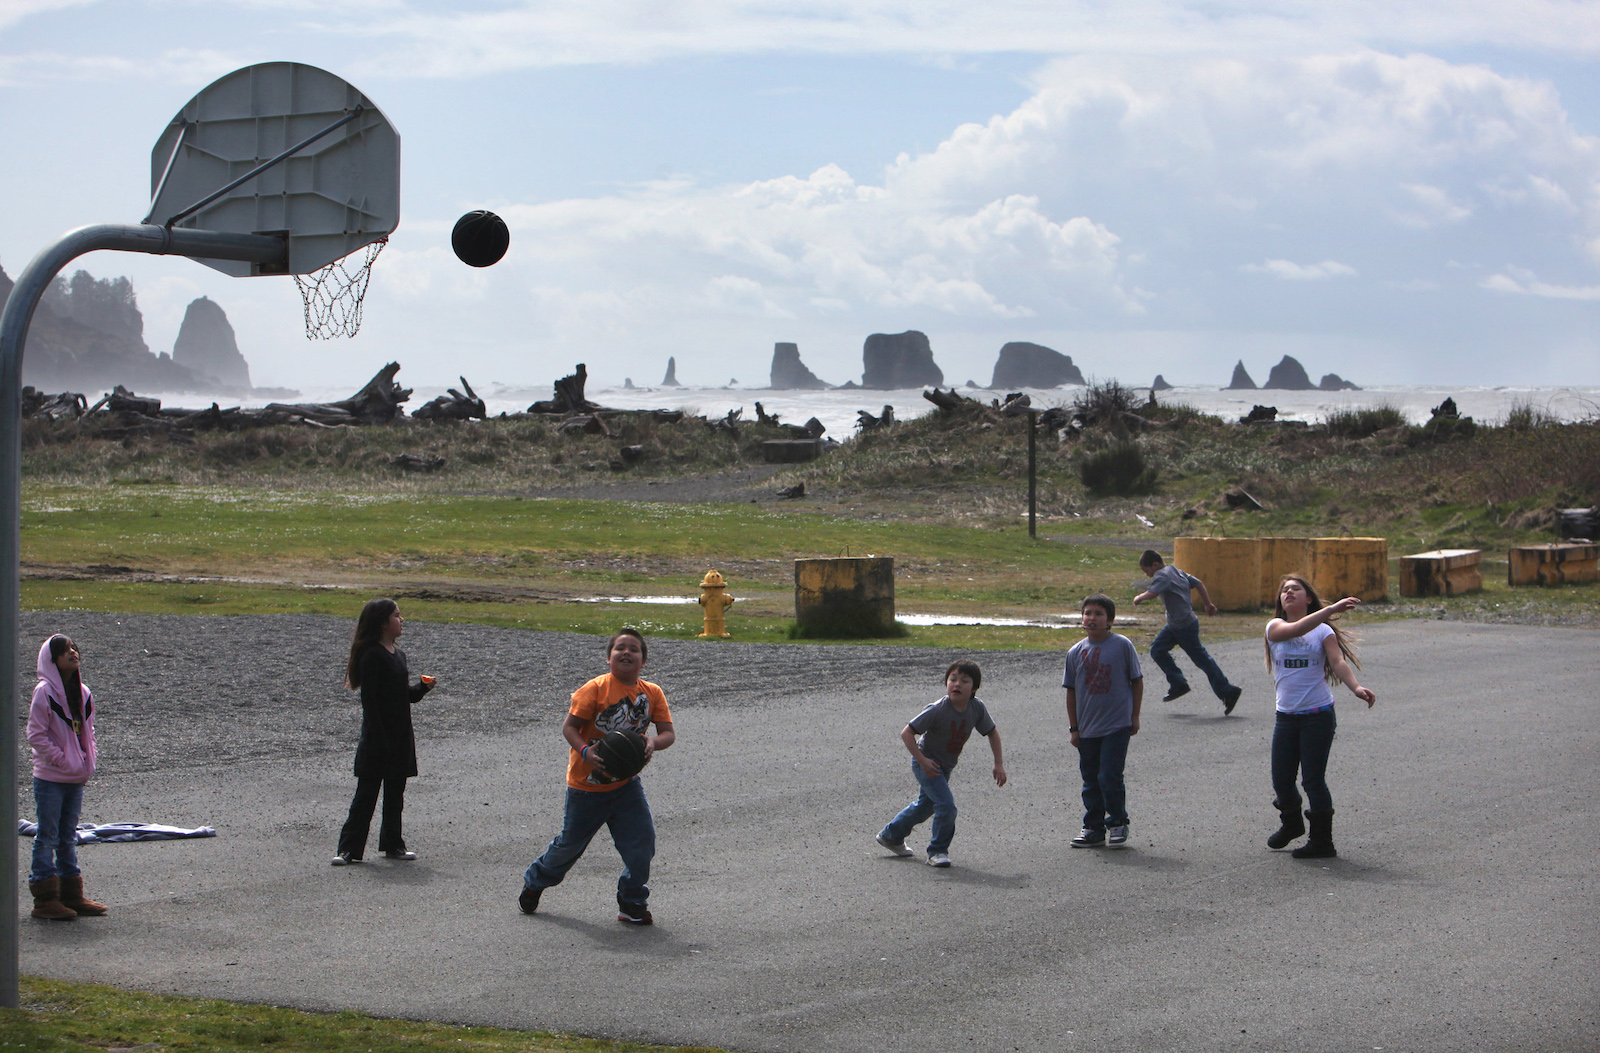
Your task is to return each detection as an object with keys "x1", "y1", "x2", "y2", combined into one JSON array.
[{"x1": 26, "y1": 634, "x2": 107, "y2": 920}]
